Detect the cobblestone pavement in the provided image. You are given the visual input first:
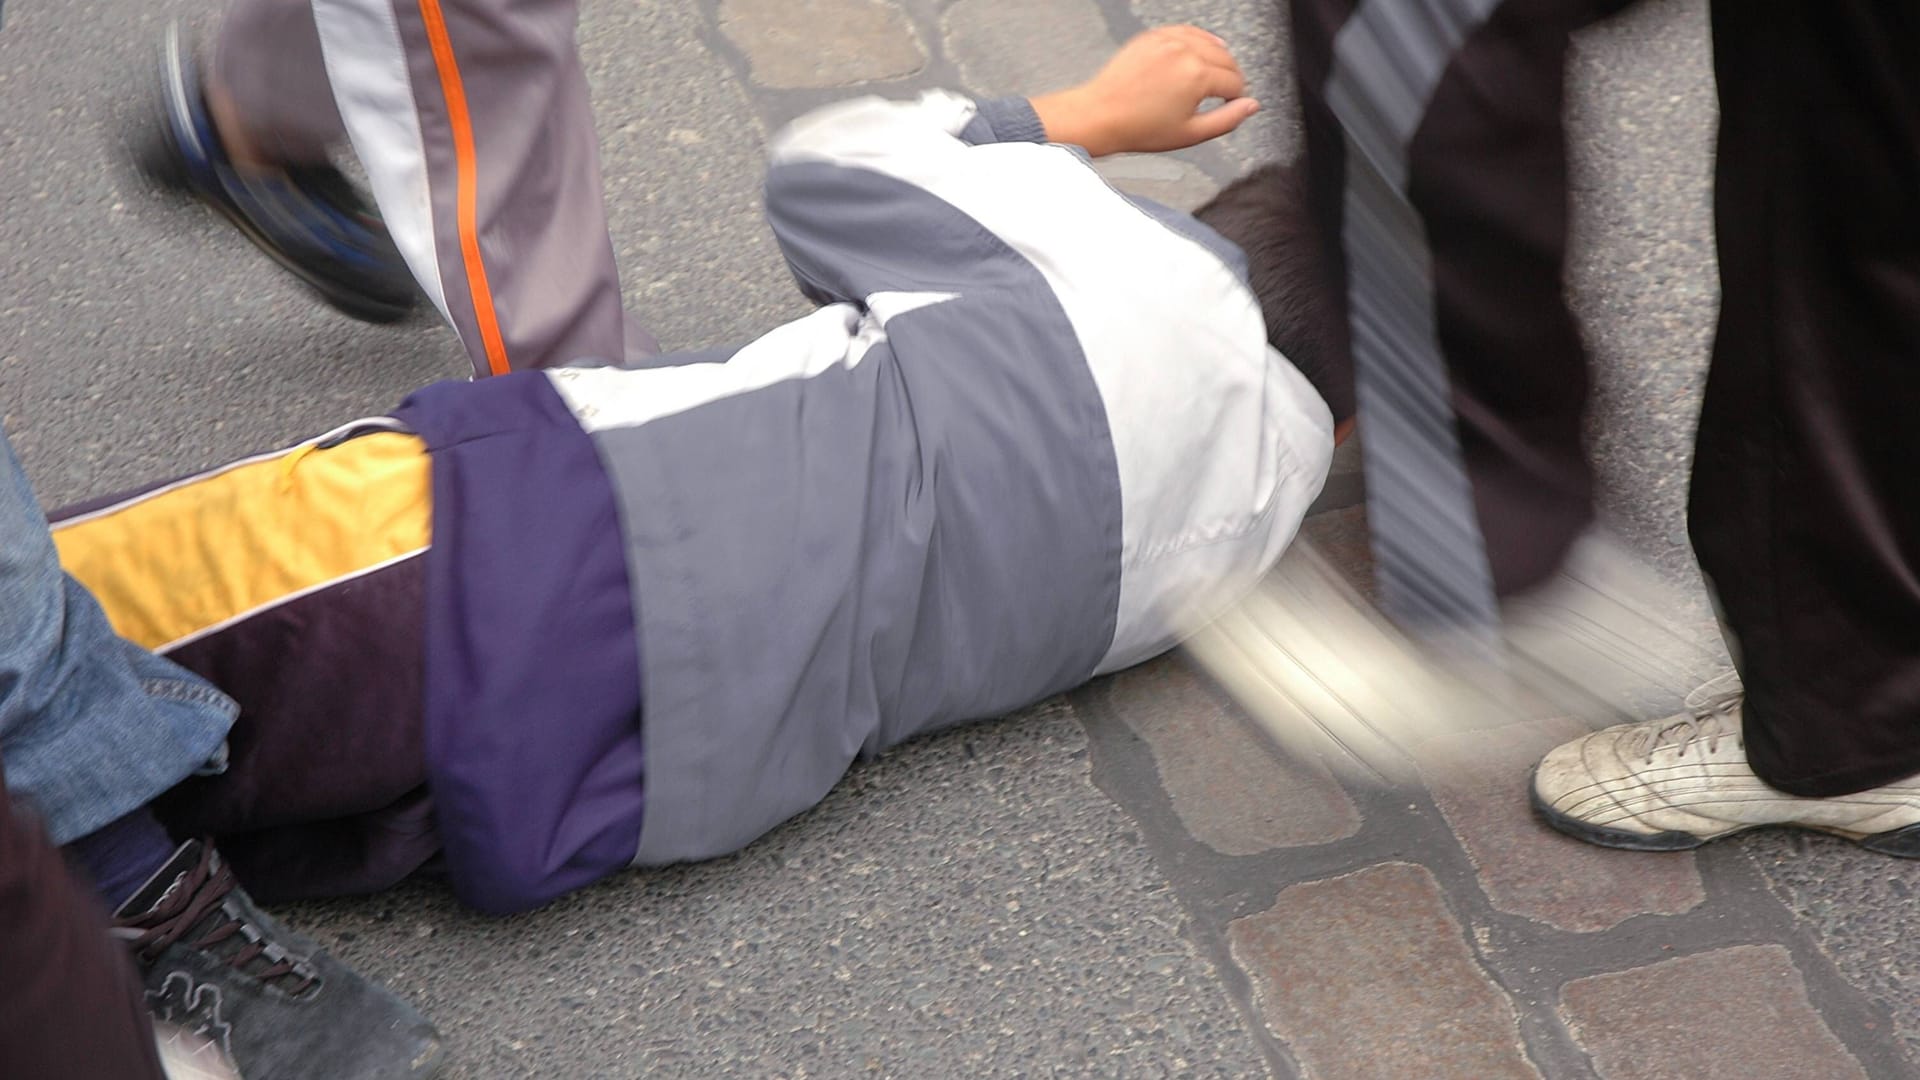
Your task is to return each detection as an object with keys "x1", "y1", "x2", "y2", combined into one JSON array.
[{"x1": 5, "y1": 0, "x2": 1920, "y2": 1076}]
